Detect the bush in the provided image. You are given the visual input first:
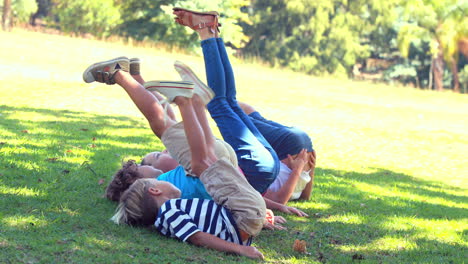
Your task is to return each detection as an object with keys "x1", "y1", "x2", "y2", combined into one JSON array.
[
  {"x1": 52, "y1": 0, "x2": 120, "y2": 37},
  {"x1": 459, "y1": 65, "x2": 468, "y2": 93},
  {"x1": 0, "y1": 0, "x2": 37, "y2": 24}
]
